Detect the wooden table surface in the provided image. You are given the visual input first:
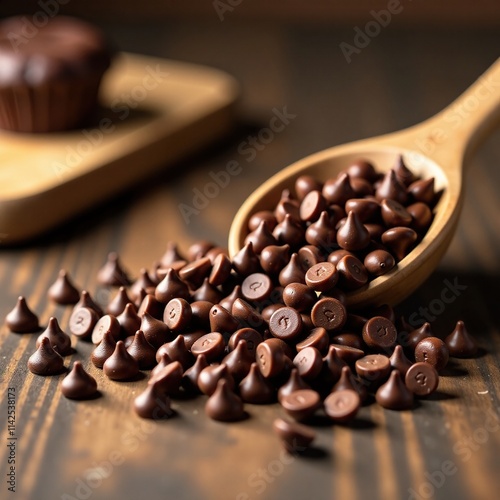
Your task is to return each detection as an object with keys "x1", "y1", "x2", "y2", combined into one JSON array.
[{"x1": 1, "y1": 20, "x2": 500, "y2": 500}]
